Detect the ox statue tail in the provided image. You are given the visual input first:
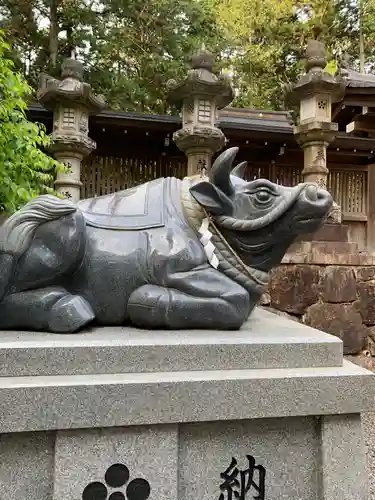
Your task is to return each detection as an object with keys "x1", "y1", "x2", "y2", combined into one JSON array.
[{"x1": 0, "y1": 195, "x2": 77, "y2": 301}]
